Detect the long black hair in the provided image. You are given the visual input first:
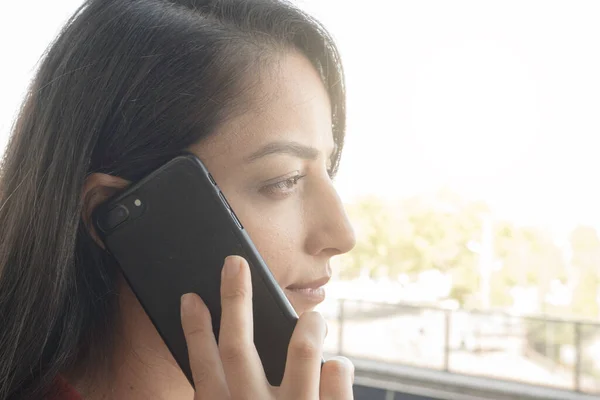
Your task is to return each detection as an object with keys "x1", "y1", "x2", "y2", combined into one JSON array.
[{"x1": 0, "y1": 0, "x2": 345, "y2": 398}]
